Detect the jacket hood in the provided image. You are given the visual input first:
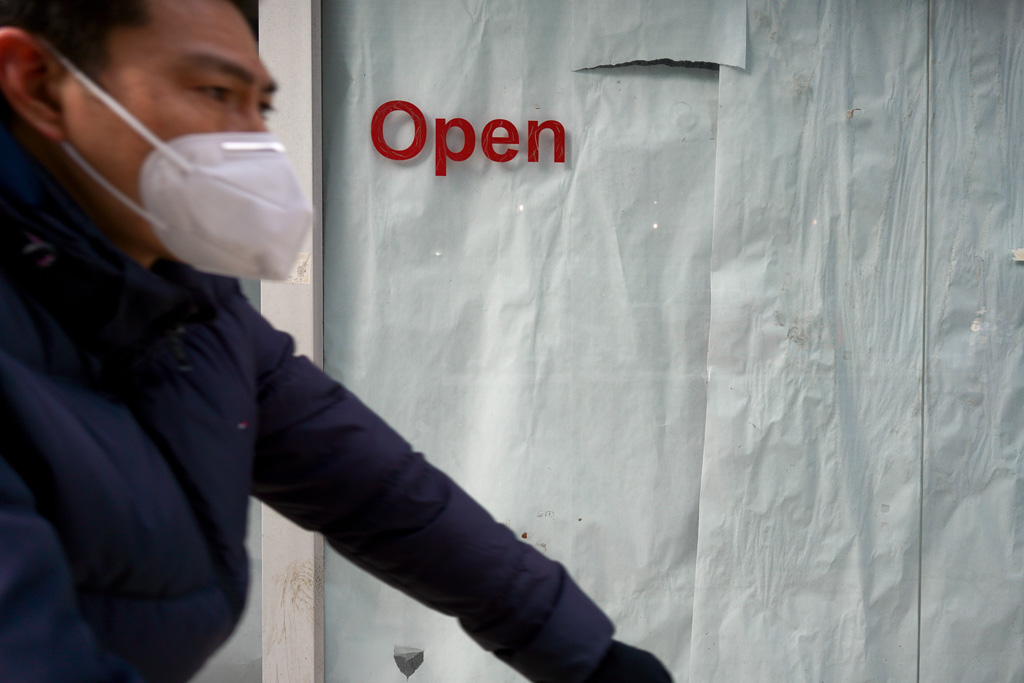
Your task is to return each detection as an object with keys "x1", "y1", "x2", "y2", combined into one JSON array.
[{"x1": 0, "y1": 119, "x2": 220, "y2": 381}]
